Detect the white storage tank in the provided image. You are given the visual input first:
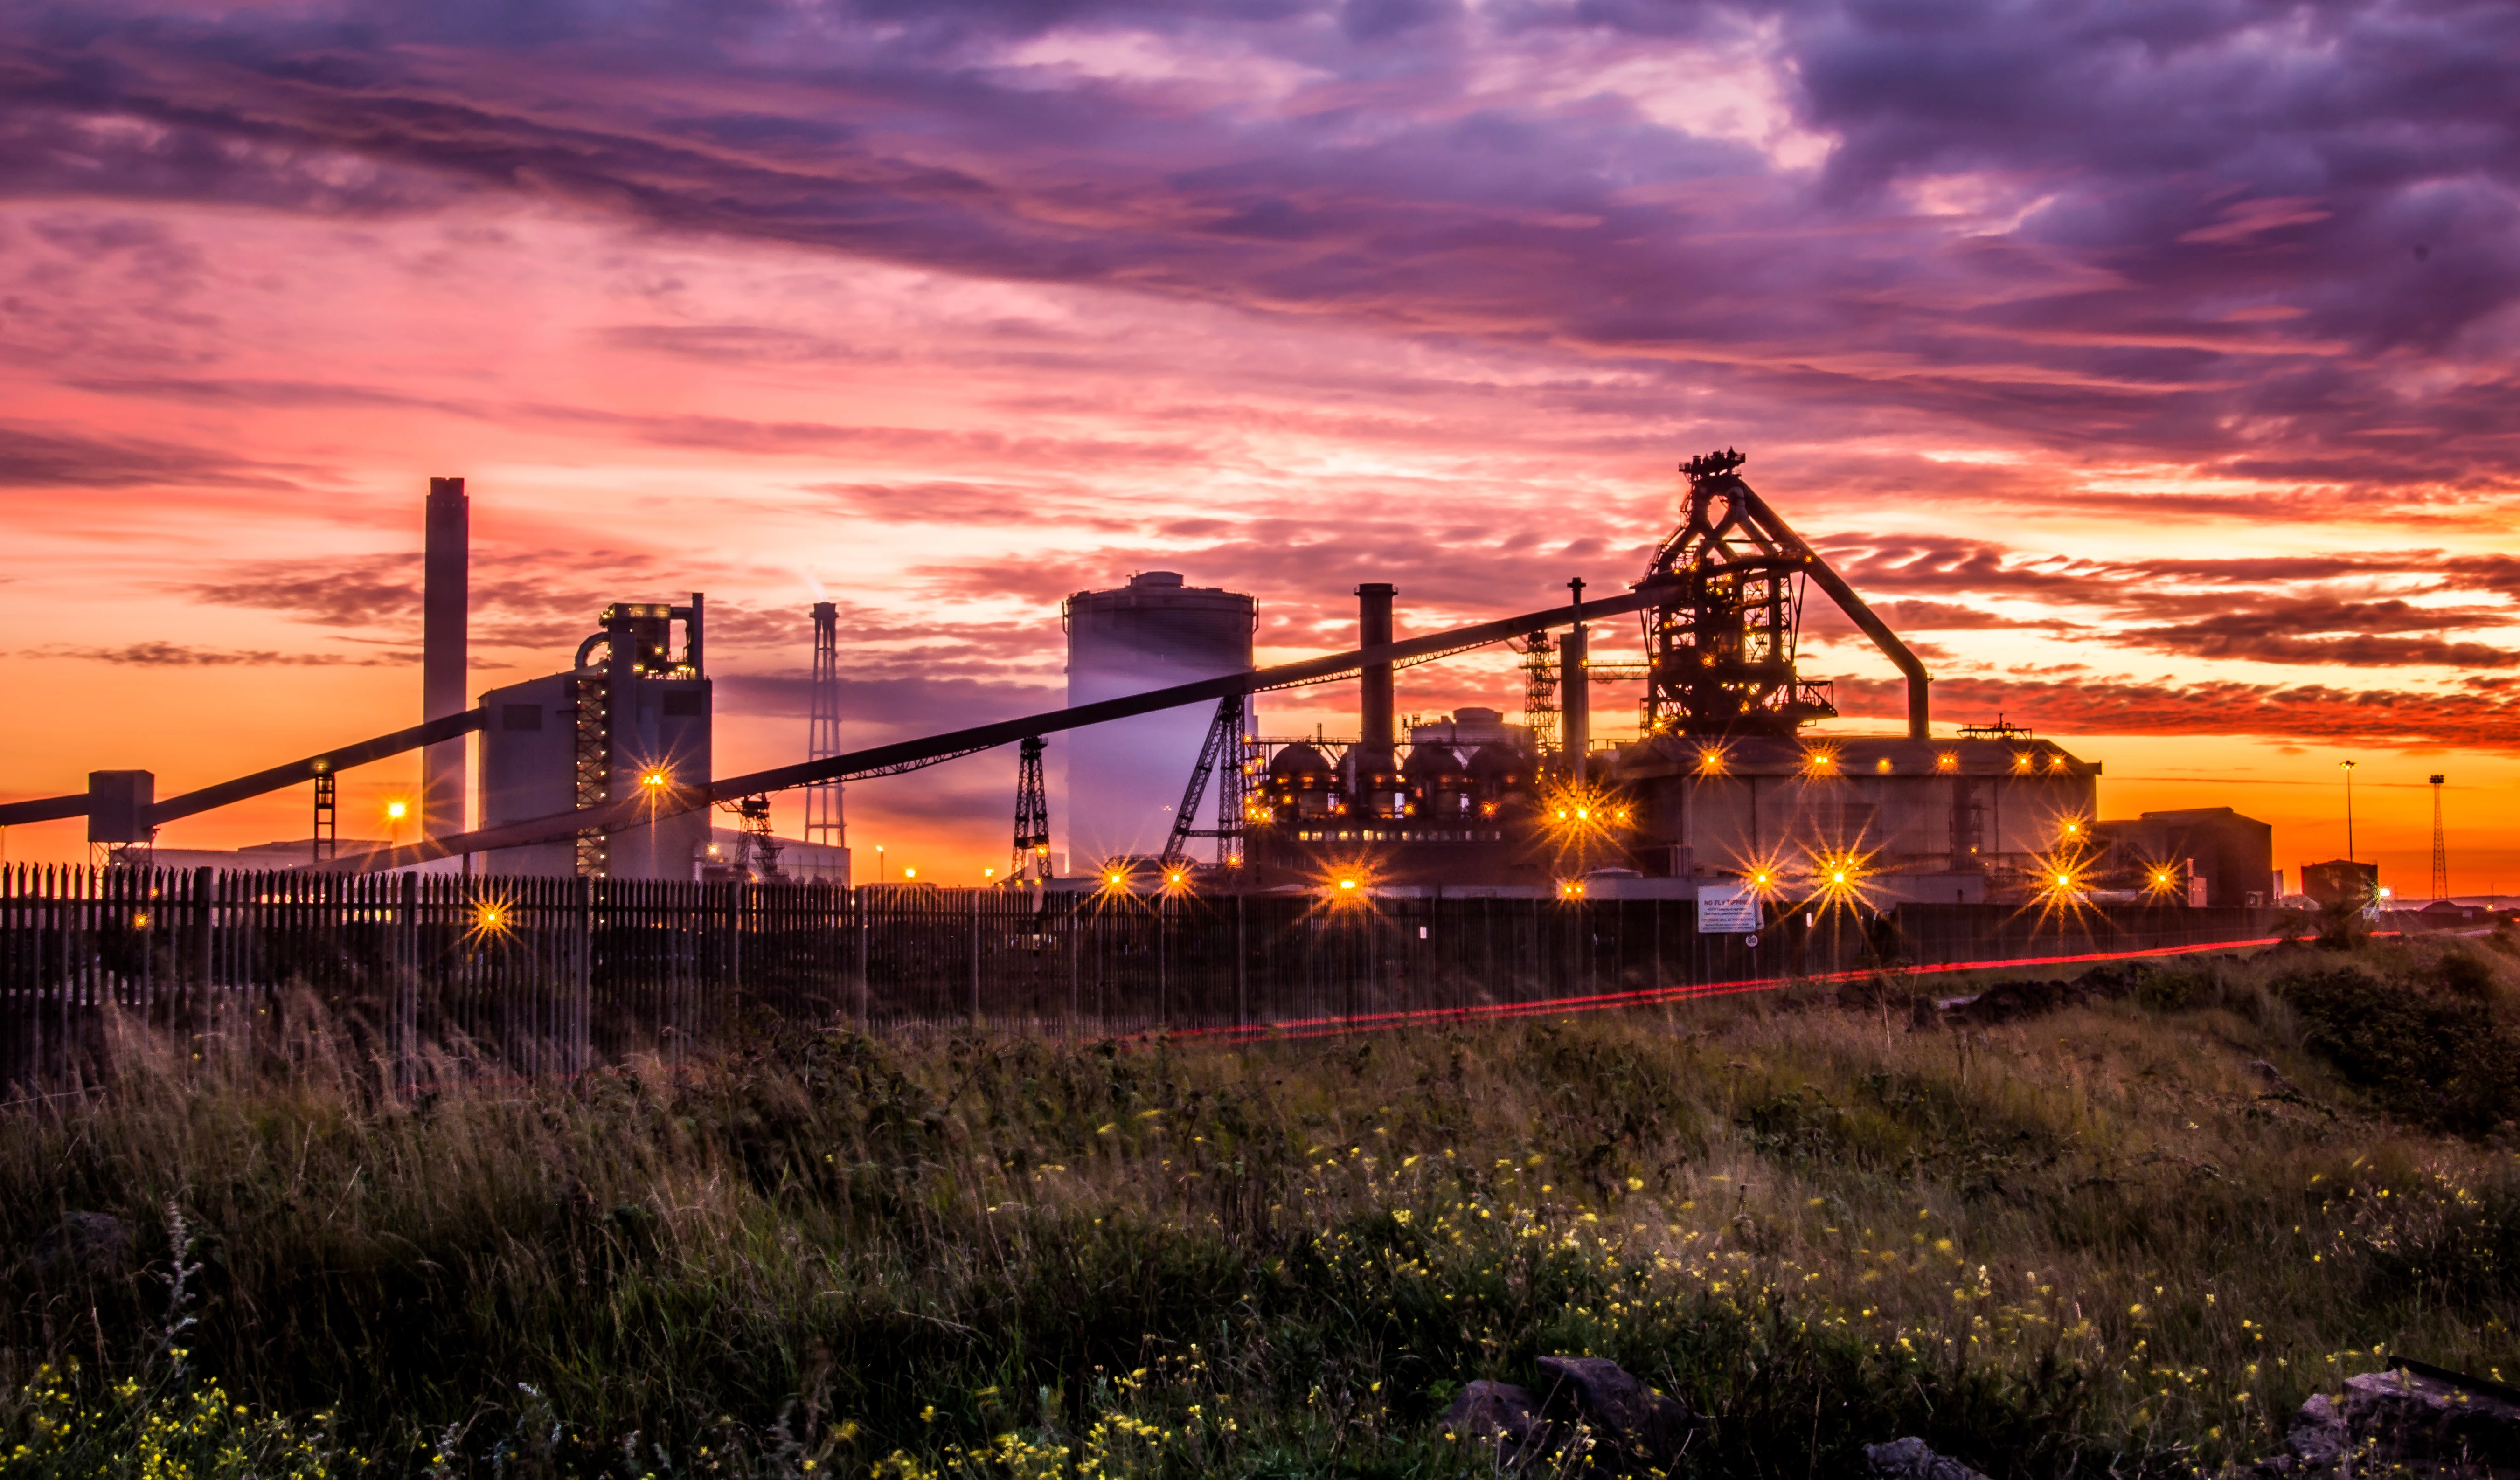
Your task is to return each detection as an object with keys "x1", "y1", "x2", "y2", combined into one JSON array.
[{"x1": 1063, "y1": 572, "x2": 1255, "y2": 867}]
